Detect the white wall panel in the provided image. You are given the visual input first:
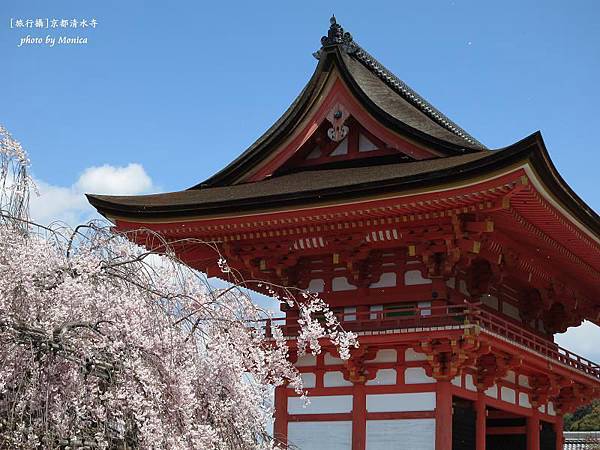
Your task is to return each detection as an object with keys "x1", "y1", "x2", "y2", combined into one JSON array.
[
  {"x1": 405, "y1": 348, "x2": 427, "y2": 361},
  {"x1": 366, "y1": 419, "x2": 435, "y2": 450},
  {"x1": 325, "y1": 352, "x2": 344, "y2": 365},
  {"x1": 288, "y1": 421, "x2": 352, "y2": 450},
  {"x1": 500, "y1": 386, "x2": 516, "y2": 403},
  {"x1": 358, "y1": 133, "x2": 378, "y2": 152},
  {"x1": 370, "y1": 272, "x2": 397, "y2": 288},
  {"x1": 405, "y1": 367, "x2": 435, "y2": 384},
  {"x1": 300, "y1": 373, "x2": 316, "y2": 388},
  {"x1": 296, "y1": 354, "x2": 317, "y2": 367},
  {"x1": 519, "y1": 392, "x2": 531, "y2": 408},
  {"x1": 405, "y1": 270, "x2": 432, "y2": 286},
  {"x1": 366, "y1": 392, "x2": 435, "y2": 412},
  {"x1": 485, "y1": 384, "x2": 498, "y2": 399},
  {"x1": 518, "y1": 374, "x2": 530, "y2": 388},
  {"x1": 307, "y1": 279, "x2": 325, "y2": 293},
  {"x1": 332, "y1": 276, "x2": 357, "y2": 291},
  {"x1": 330, "y1": 138, "x2": 348, "y2": 156},
  {"x1": 324, "y1": 371, "x2": 353, "y2": 387},
  {"x1": 288, "y1": 395, "x2": 353, "y2": 415},
  {"x1": 366, "y1": 369, "x2": 396, "y2": 386},
  {"x1": 465, "y1": 374, "x2": 476, "y2": 392},
  {"x1": 503, "y1": 370, "x2": 516, "y2": 383},
  {"x1": 367, "y1": 349, "x2": 397, "y2": 363}
]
